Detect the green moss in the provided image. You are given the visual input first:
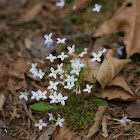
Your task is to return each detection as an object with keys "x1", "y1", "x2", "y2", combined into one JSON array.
[{"x1": 60, "y1": 98, "x2": 97, "y2": 131}]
